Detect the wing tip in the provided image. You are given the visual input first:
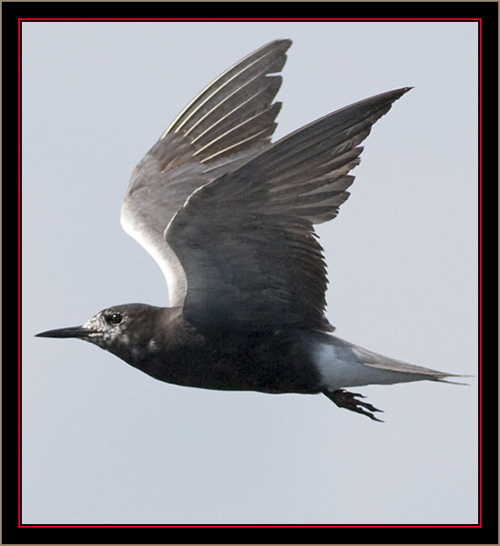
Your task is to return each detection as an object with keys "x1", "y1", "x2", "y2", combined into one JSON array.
[{"x1": 267, "y1": 38, "x2": 293, "y2": 51}]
